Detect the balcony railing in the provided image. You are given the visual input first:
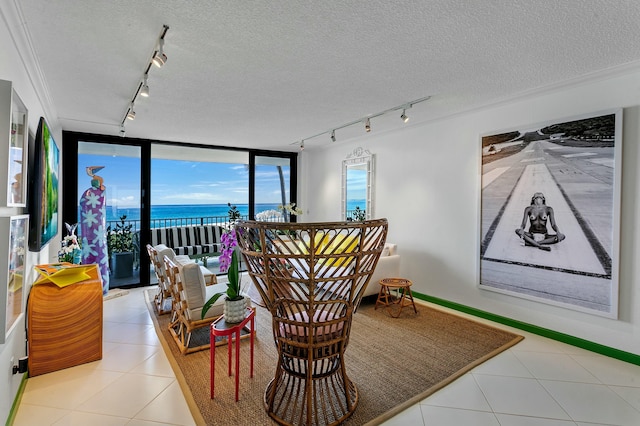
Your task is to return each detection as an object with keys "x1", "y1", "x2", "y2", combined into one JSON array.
[{"x1": 102, "y1": 213, "x2": 290, "y2": 237}]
